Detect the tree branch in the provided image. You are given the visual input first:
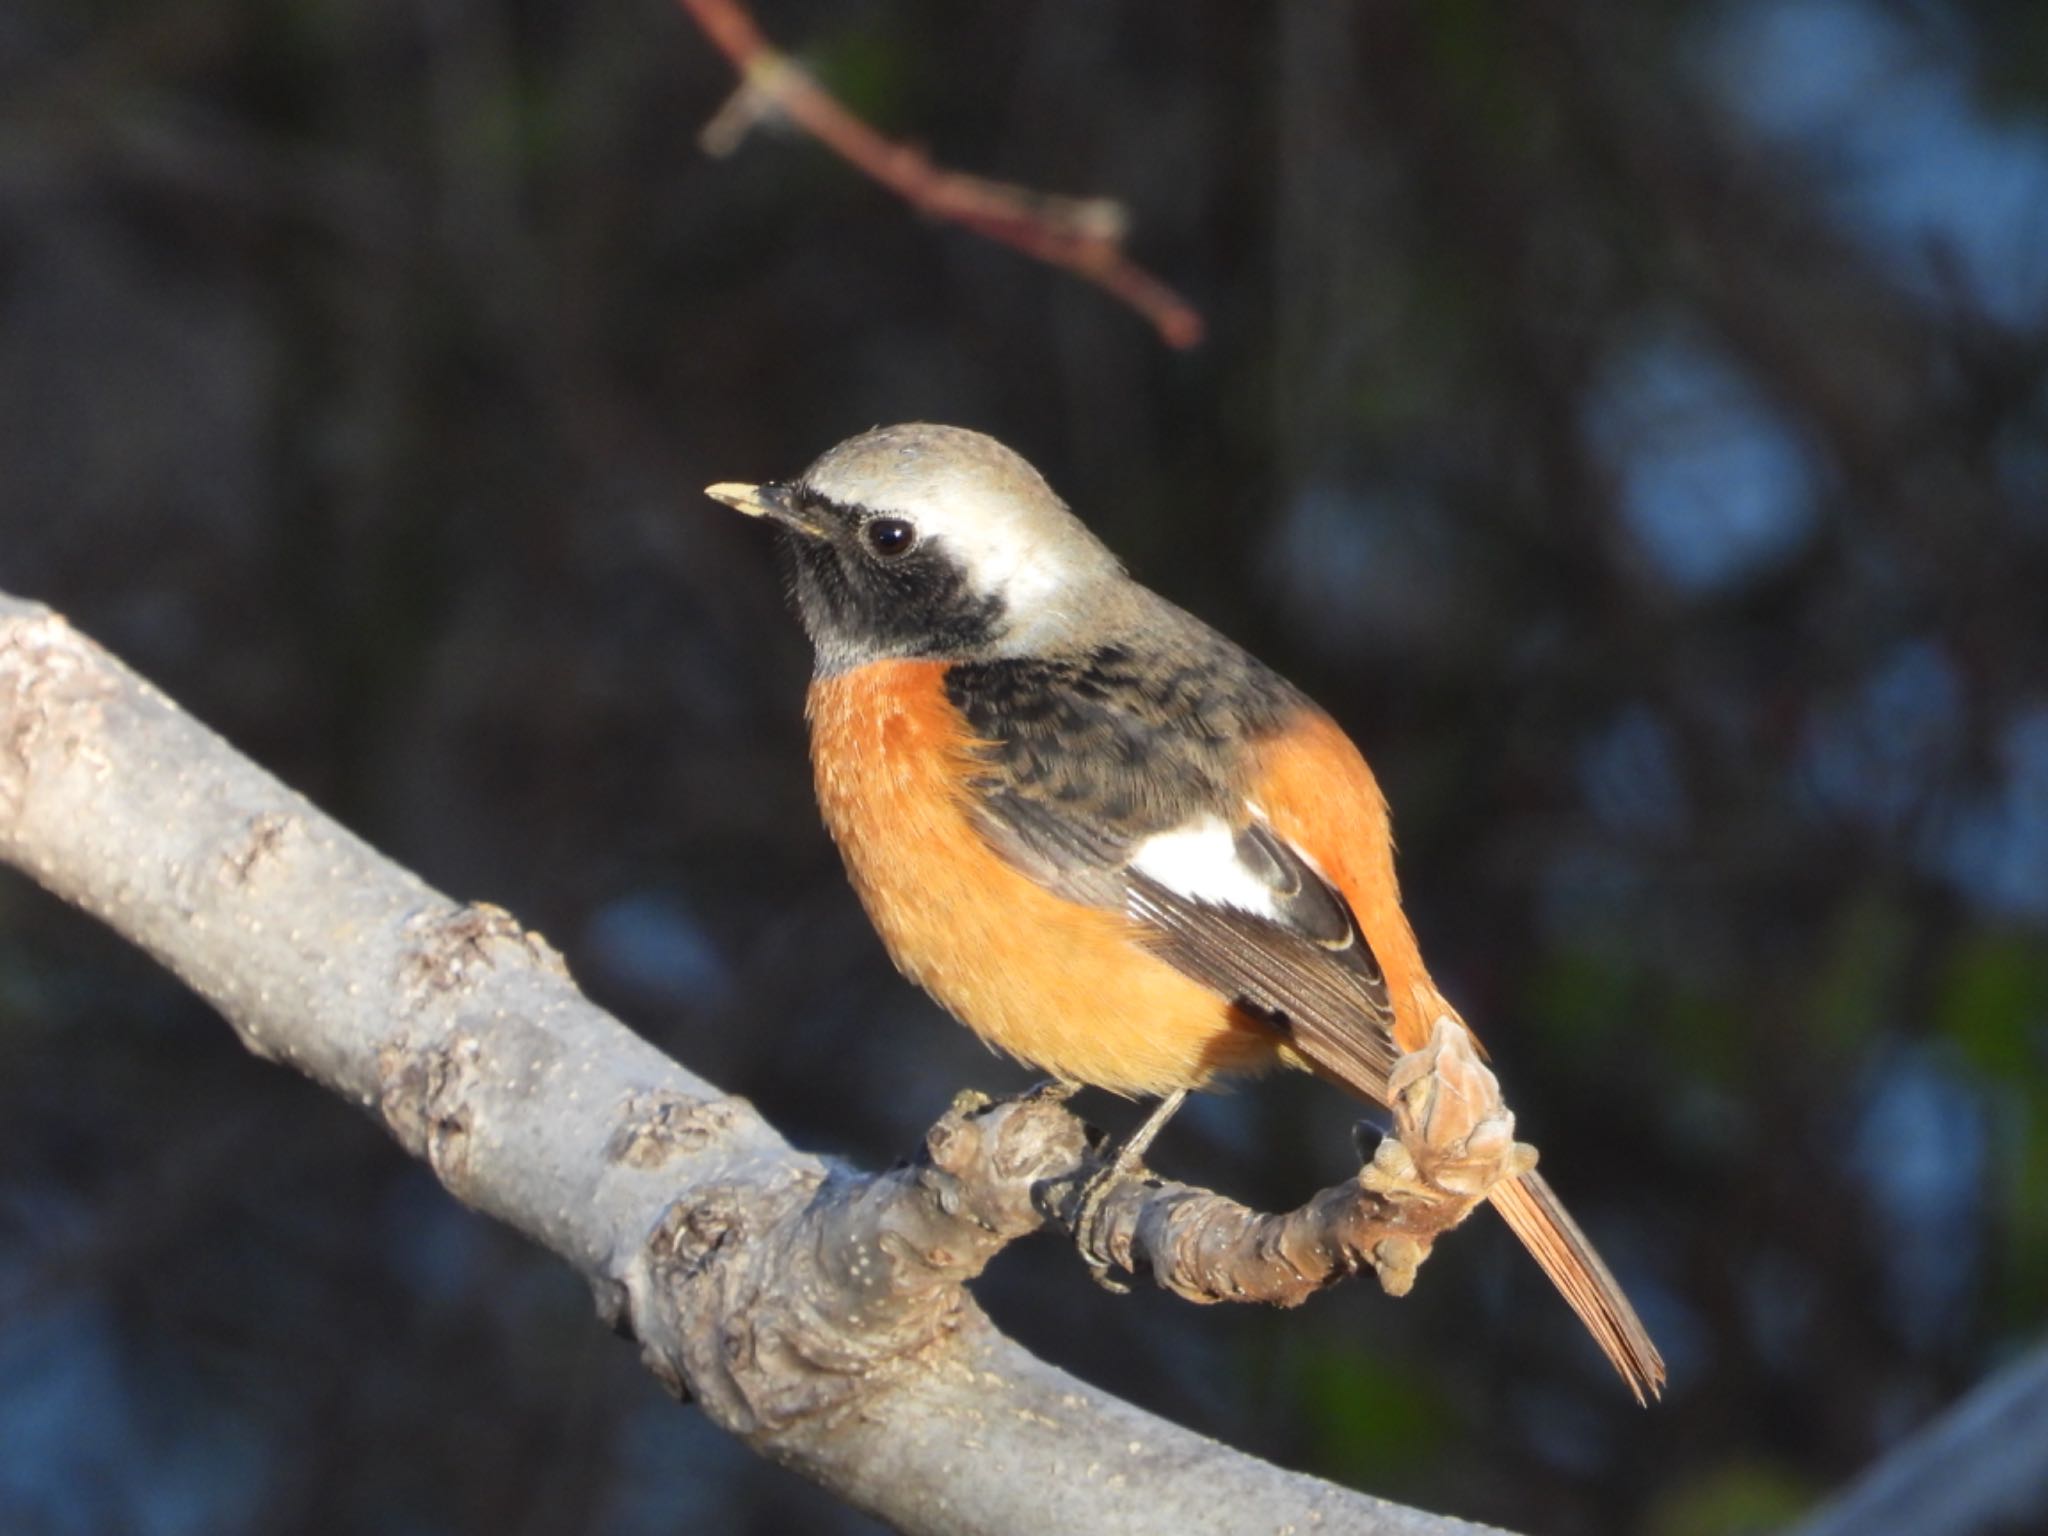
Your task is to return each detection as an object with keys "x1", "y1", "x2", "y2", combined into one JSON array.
[
  {"x1": 675, "y1": 0, "x2": 1205, "y2": 350},
  {"x1": 0, "y1": 590, "x2": 1507, "y2": 1535}
]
